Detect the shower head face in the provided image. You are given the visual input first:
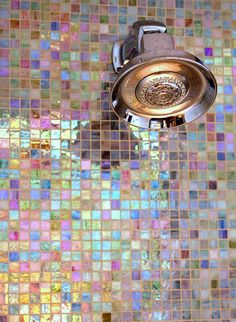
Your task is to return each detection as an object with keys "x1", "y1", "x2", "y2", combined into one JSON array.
[
  {"x1": 135, "y1": 72, "x2": 189, "y2": 109},
  {"x1": 111, "y1": 55, "x2": 217, "y2": 129}
]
